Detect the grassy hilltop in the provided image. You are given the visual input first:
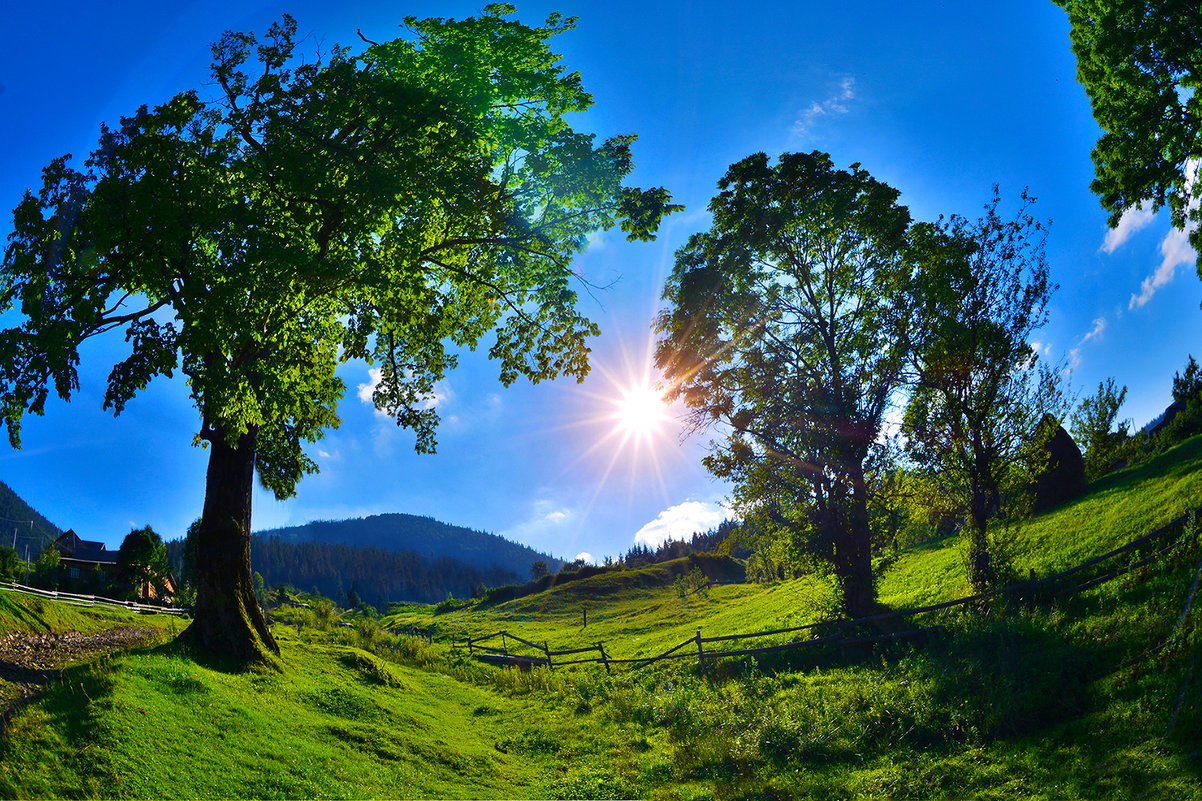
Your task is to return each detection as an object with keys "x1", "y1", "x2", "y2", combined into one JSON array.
[{"x1": 2, "y1": 439, "x2": 1201, "y2": 799}]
